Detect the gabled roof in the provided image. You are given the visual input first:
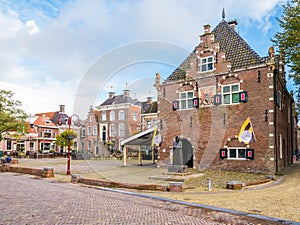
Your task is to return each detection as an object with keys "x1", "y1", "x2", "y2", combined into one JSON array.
[
  {"x1": 33, "y1": 115, "x2": 58, "y2": 128},
  {"x1": 165, "y1": 18, "x2": 263, "y2": 82},
  {"x1": 212, "y1": 19, "x2": 261, "y2": 70},
  {"x1": 100, "y1": 95, "x2": 141, "y2": 107}
]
